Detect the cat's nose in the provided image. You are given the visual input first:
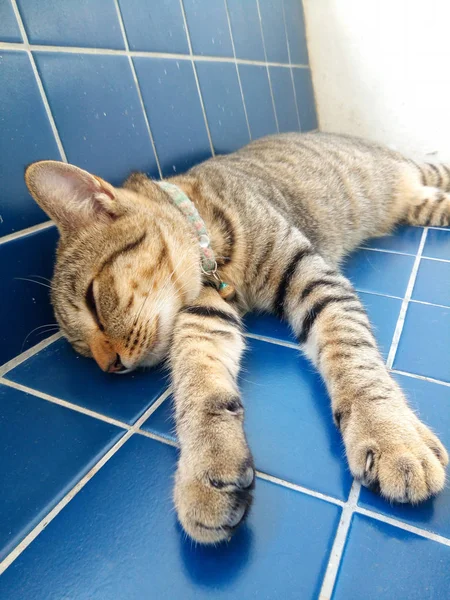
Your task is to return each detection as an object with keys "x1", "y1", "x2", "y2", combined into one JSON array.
[{"x1": 107, "y1": 353, "x2": 126, "y2": 373}]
